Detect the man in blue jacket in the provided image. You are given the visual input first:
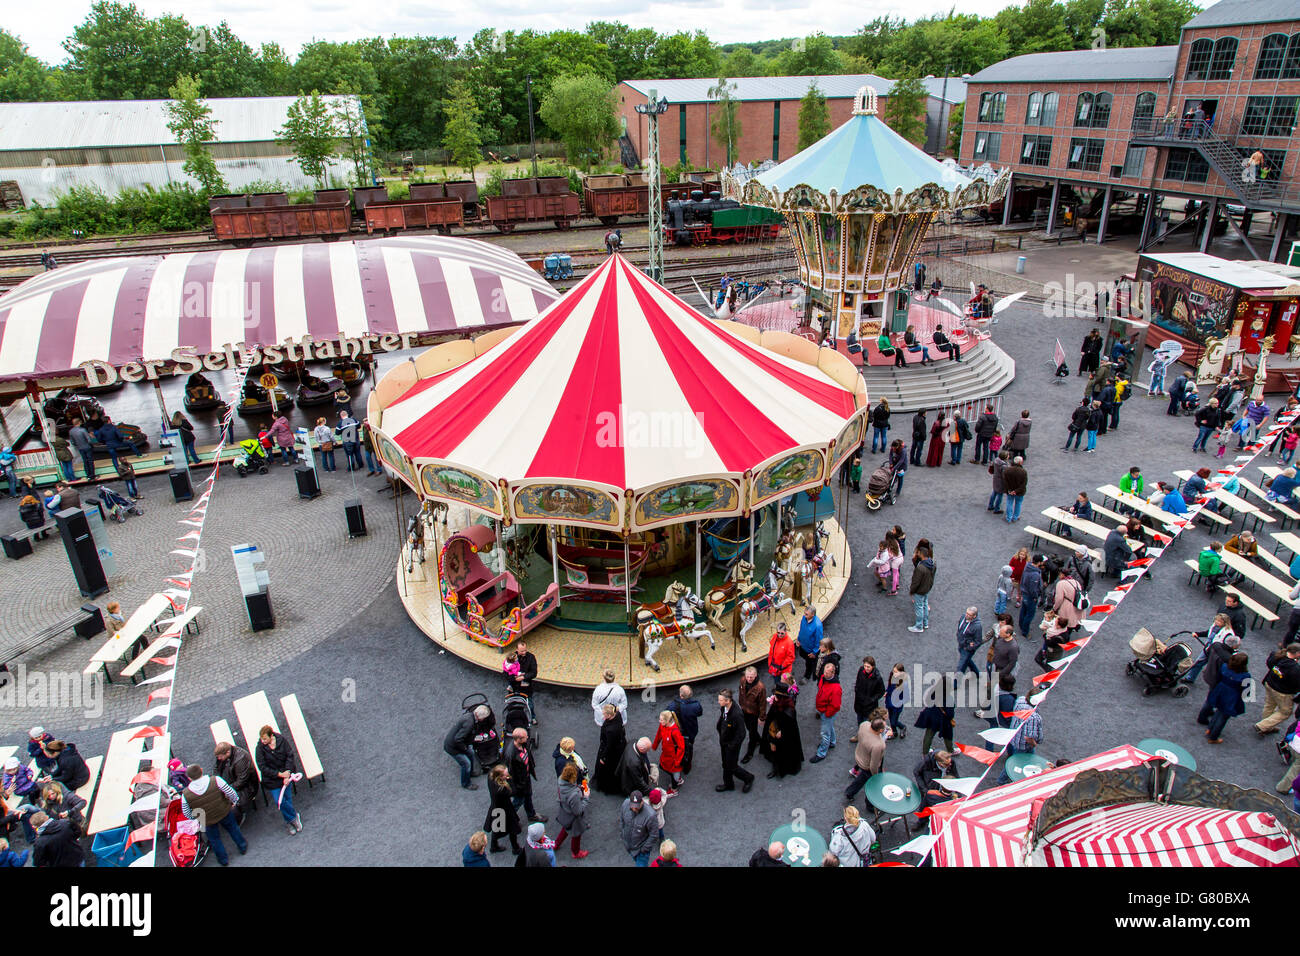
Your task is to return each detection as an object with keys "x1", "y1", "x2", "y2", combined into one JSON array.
[
  {"x1": 797, "y1": 604, "x2": 824, "y2": 680},
  {"x1": 665, "y1": 684, "x2": 704, "y2": 775},
  {"x1": 1019, "y1": 557, "x2": 1044, "y2": 639}
]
